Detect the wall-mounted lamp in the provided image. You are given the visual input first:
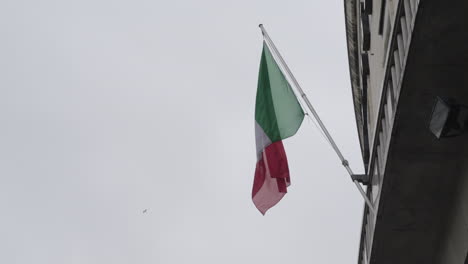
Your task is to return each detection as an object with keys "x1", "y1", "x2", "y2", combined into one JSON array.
[{"x1": 429, "y1": 97, "x2": 468, "y2": 139}]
